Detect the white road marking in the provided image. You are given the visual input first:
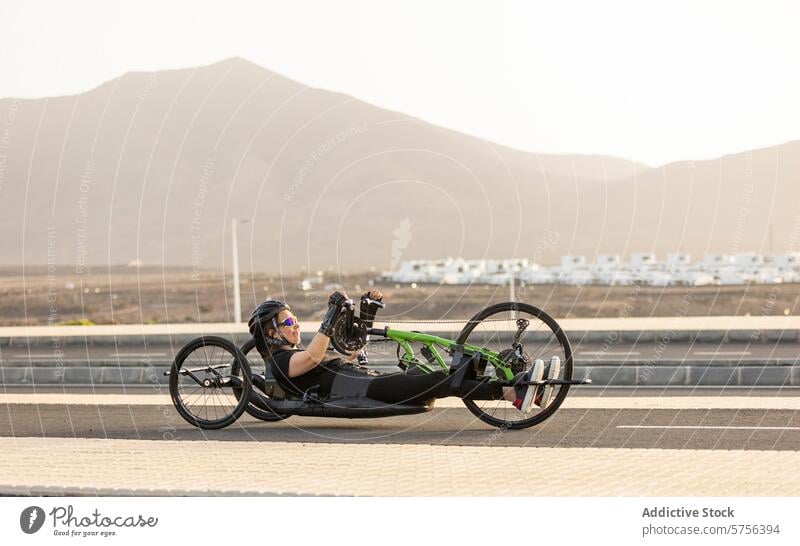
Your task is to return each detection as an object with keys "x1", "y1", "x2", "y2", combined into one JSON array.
[
  {"x1": 110, "y1": 352, "x2": 167, "y2": 357},
  {"x1": 5, "y1": 358, "x2": 165, "y2": 363},
  {"x1": 693, "y1": 351, "x2": 751, "y2": 356},
  {"x1": 617, "y1": 425, "x2": 800, "y2": 431},
  {"x1": 9, "y1": 353, "x2": 167, "y2": 361},
  {"x1": 569, "y1": 397, "x2": 800, "y2": 409},
  {"x1": 578, "y1": 351, "x2": 641, "y2": 356},
  {"x1": 3, "y1": 394, "x2": 800, "y2": 410}
]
